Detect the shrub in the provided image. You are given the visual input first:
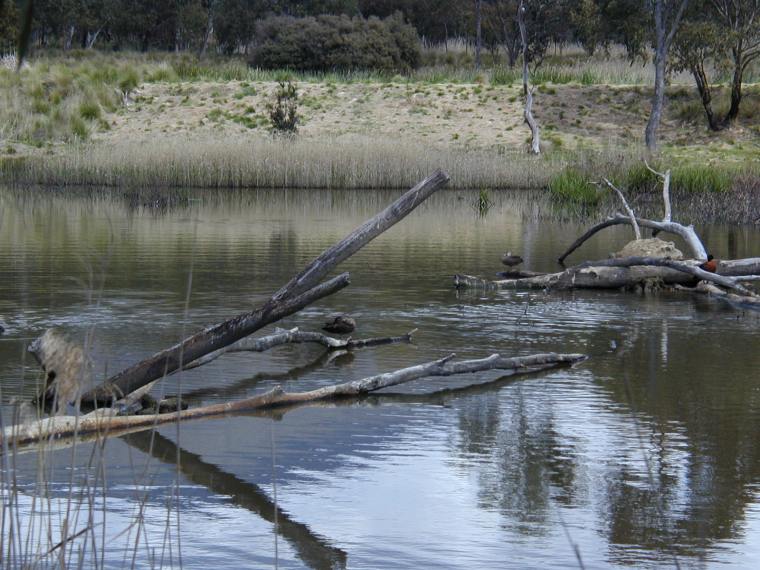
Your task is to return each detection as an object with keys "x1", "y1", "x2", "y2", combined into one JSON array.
[
  {"x1": 250, "y1": 13, "x2": 421, "y2": 73},
  {"x1": 79, "y1": 100, "x2": 101, "y2": 120},
  {"x1": 268, "y1": 81, "x2": 299, "y2": 134}
]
